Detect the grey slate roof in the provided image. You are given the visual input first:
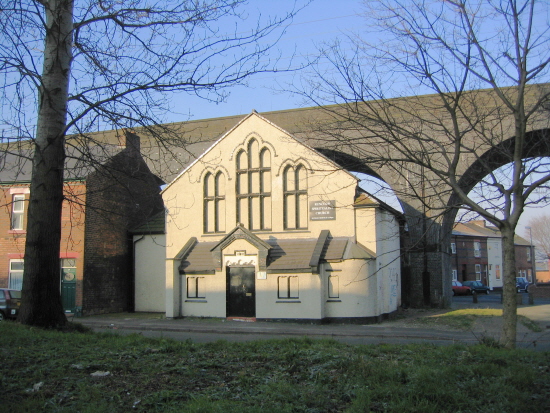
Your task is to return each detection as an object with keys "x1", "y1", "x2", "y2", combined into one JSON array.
[
  {"x1": 130, "y1": 211, "x2": 165, "y2": 235},
  {"x1": 179, "y1": 241, "x2": 218, "y2": 274},
  {"x1": 453, "y1": 221, "x2": 531, "y2": 245},
  {"x1": 178, "y1": 235, "x2": 359, "y2": 274}
]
